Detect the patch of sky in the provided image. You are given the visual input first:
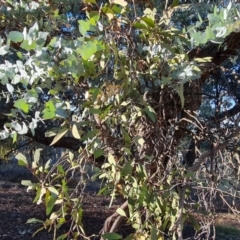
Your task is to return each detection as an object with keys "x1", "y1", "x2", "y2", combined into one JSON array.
[{"x1": 60, "y1": 11, "x2": 88, "y2": 38}]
